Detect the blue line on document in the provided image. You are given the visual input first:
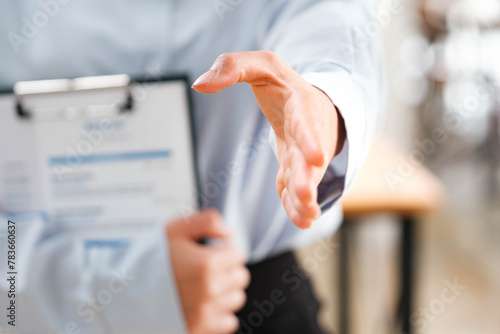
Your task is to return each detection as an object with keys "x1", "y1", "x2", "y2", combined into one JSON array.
[{"x1": 49, "y1": 150, "x2": 171, "y2": 165}]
